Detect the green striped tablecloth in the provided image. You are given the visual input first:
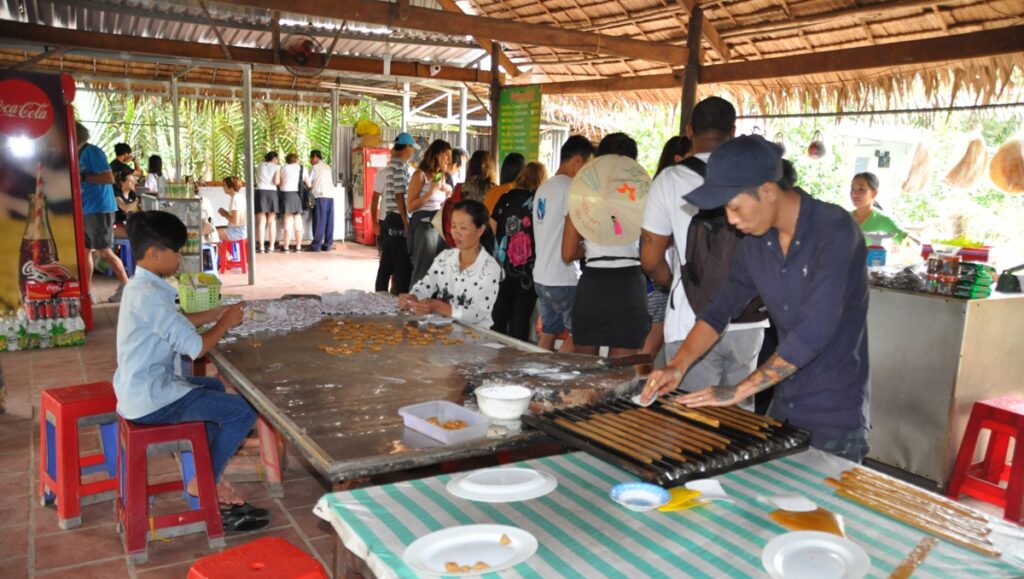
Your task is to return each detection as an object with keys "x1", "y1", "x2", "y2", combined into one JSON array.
[{"x1": 314, "y1": 450, "x2": 1024, "y2": 578}]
